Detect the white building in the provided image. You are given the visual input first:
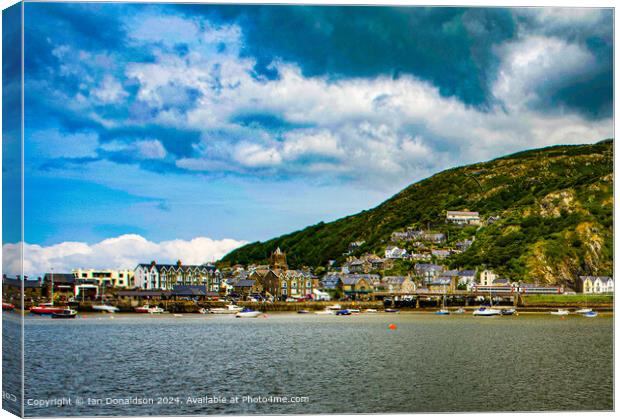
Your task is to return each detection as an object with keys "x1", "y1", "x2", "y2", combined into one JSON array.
[
  {"x1": 446, "y1": 211, "x2": 480, "y2": 225},
  {"x1": 579, "y1": 276, "x2": 614, "y2": 294},
  {"x1": 479, "y1": 270, "x2": 497, "y2": 286},
  {"x1": 133, "y1": 260, "x2": 222, "y2": 291},
  {"x1": 385, "y1": 245, "x2": 407, "y2": 259},
  {"x1": 72, "y1": 268, "x2": 134, "y2": 288}
]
